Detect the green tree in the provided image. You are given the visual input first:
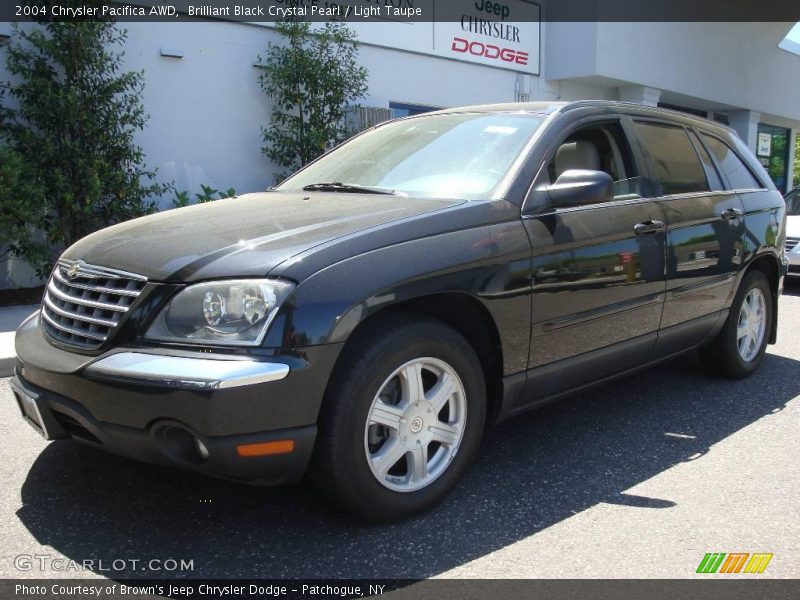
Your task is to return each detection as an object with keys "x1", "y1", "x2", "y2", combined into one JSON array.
[
  {"x1": 0, "y1": 144, "x2": 47, "y2": 272},
  {"x1": 257, "y1": 20, "x2": 368, "y2": 183},
  {"x1": 0, "y1": 10, "x2": 169, "y2": 277}
]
